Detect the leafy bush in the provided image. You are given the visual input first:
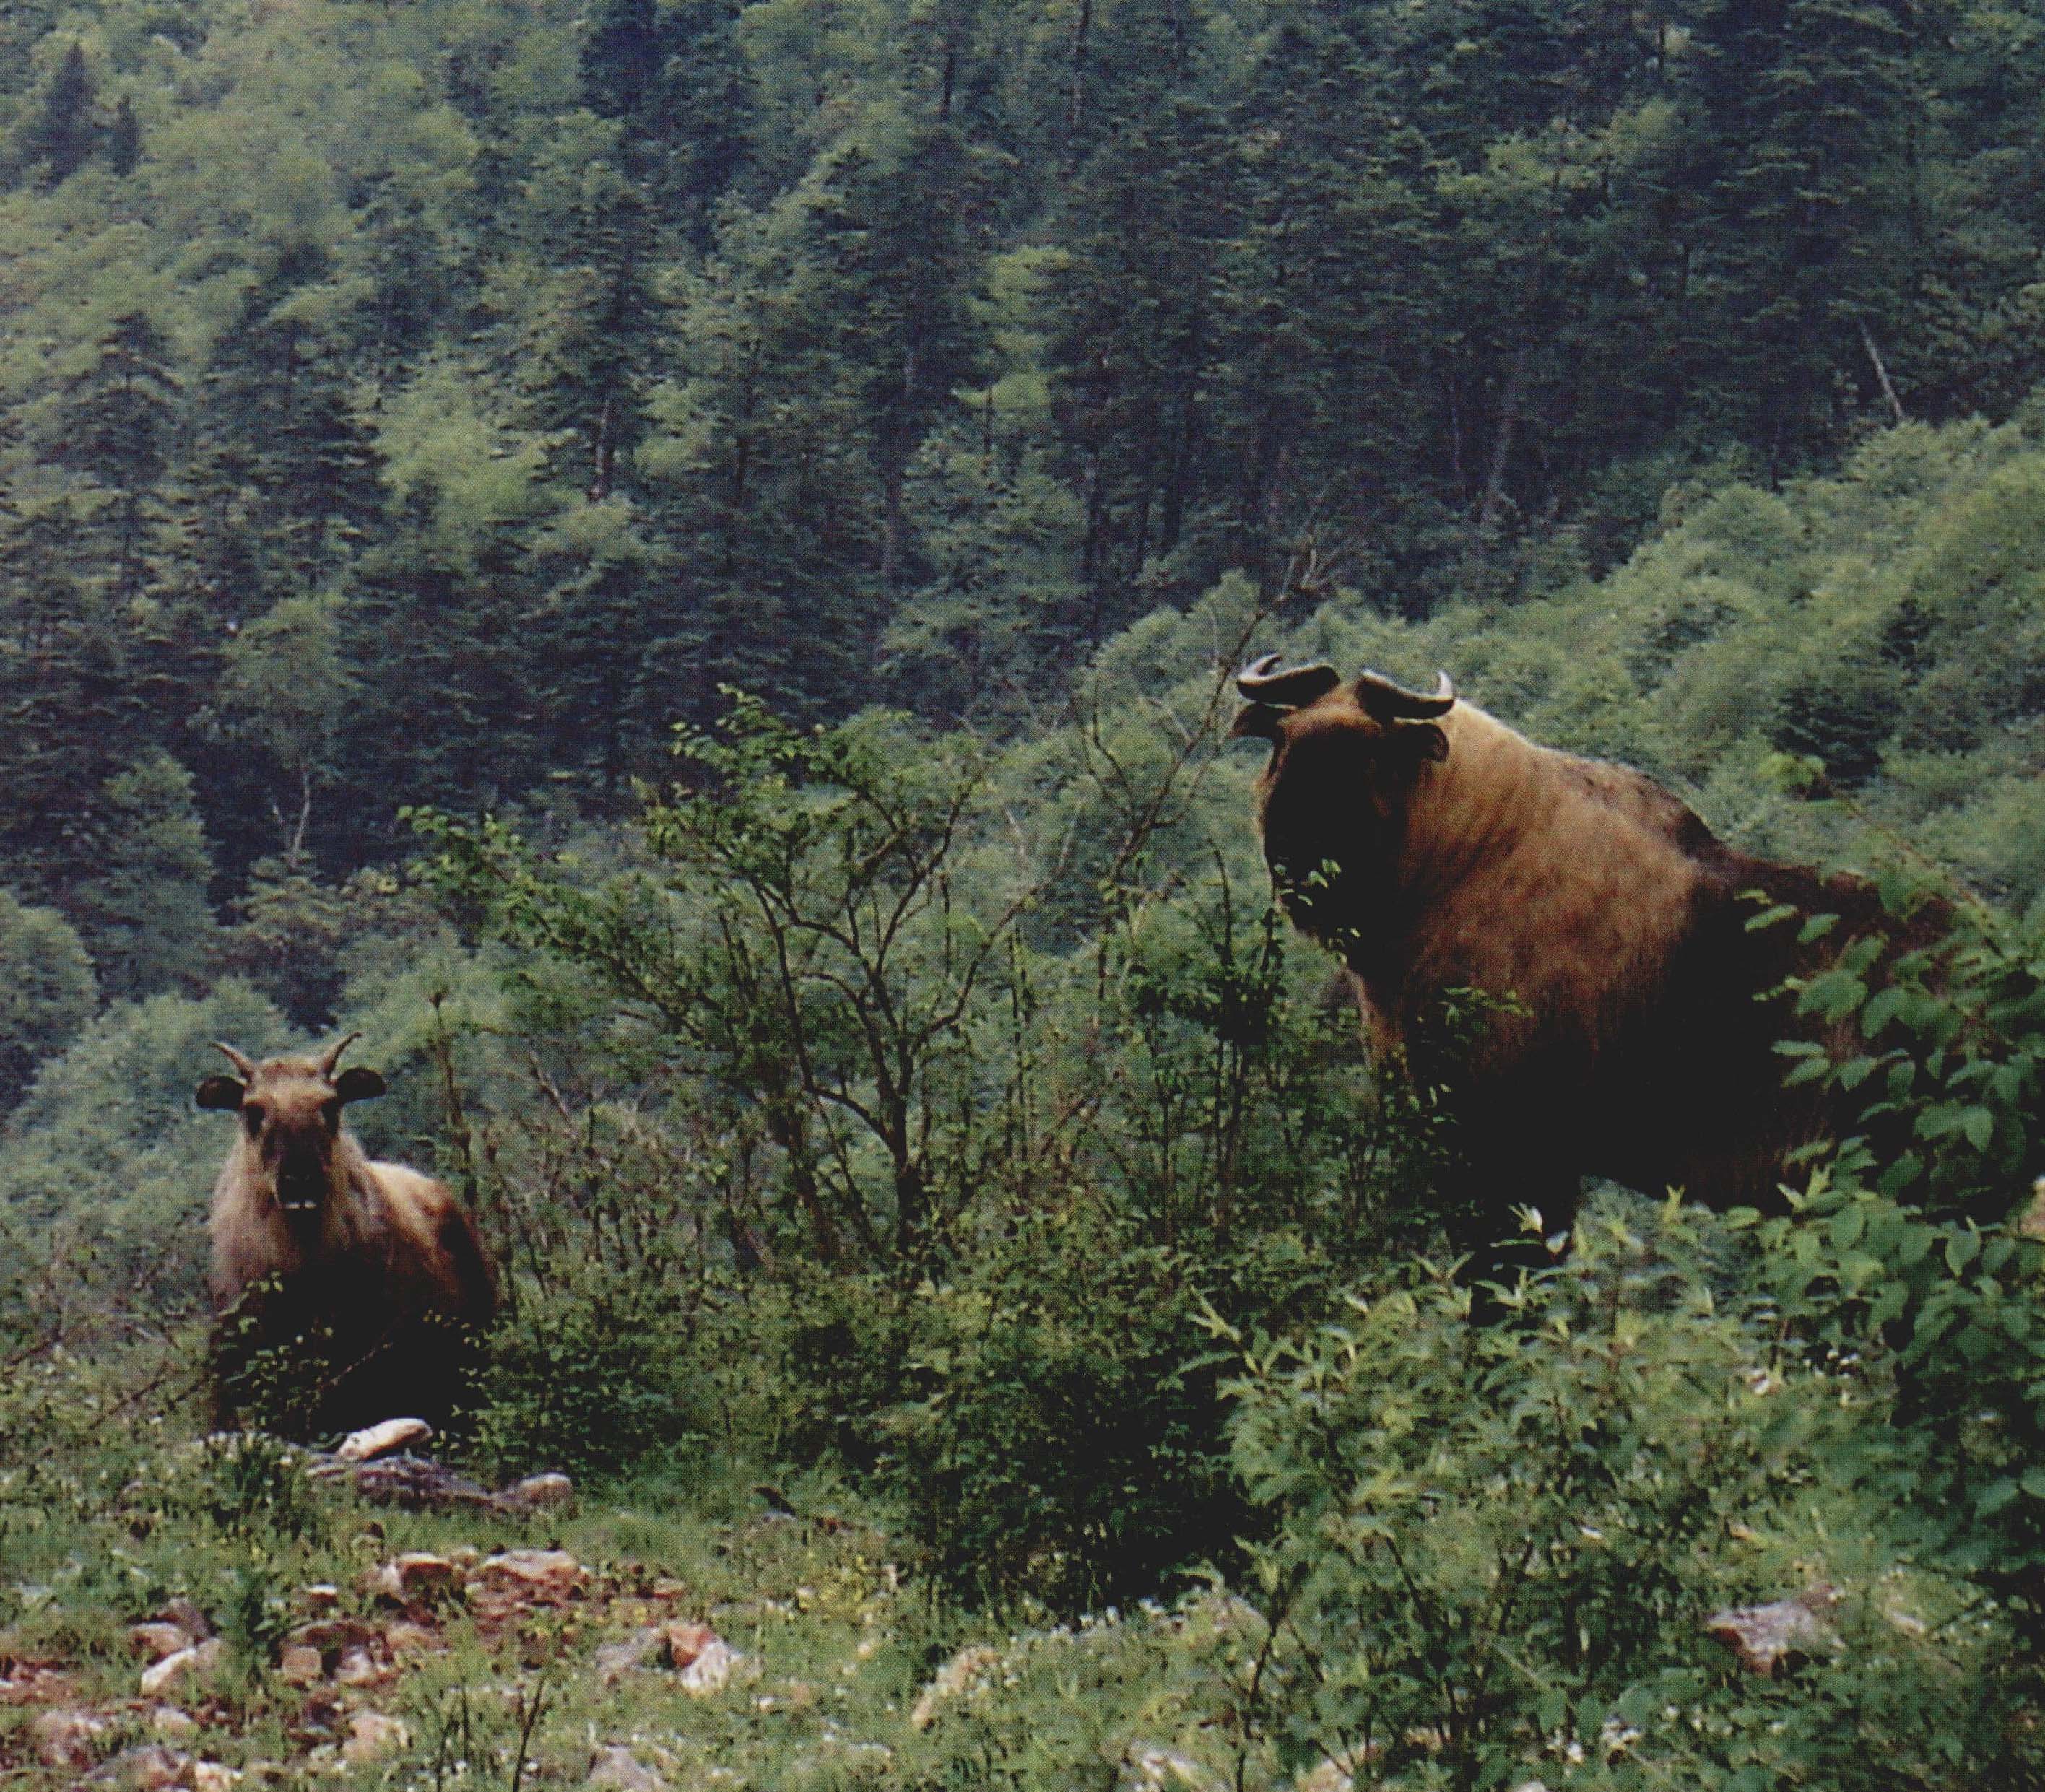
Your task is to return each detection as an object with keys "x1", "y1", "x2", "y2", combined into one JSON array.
[
  {"x1": 0, "y1": 884, "x2": 96, "y2": 1110},
  {"x1": 1224, "y1": 1209, "x2": 2033, "y2": 1789},
  {"x1": 0, "y1": 980, "x2": 288, "y2": 1325},
  {"x1": 415, "y1": 692, "x2": 1445, "y2": 1609}
]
